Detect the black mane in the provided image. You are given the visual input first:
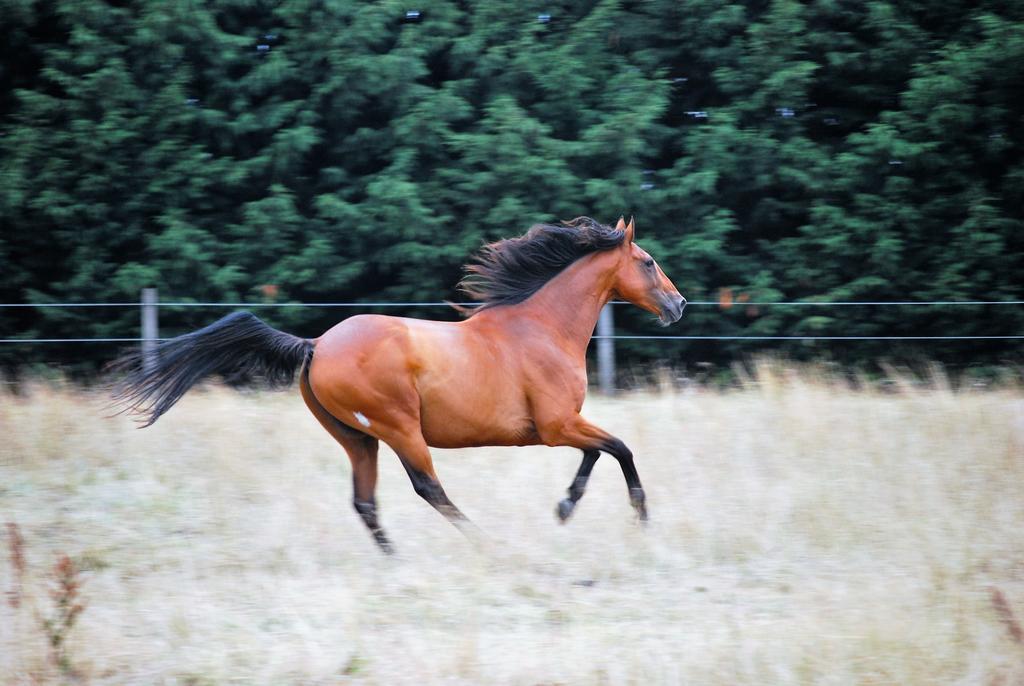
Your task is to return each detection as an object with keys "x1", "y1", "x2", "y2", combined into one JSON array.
[{"x1": 455, "y1": 217, "x2": 625, "y2": 315}]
